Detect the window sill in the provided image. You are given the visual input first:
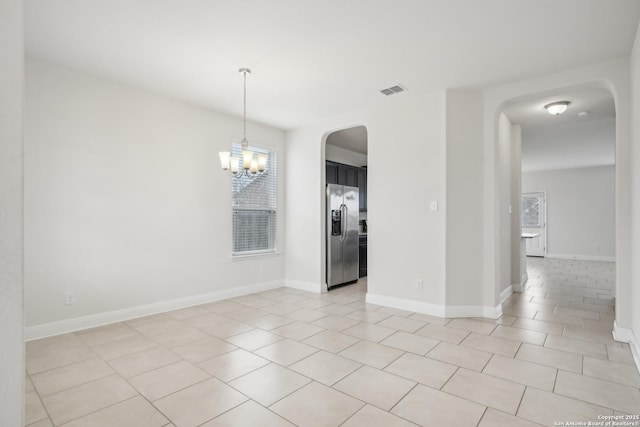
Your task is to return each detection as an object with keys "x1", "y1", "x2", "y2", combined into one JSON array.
[{"x1": 231, "y1": 250, "x2": 280, "y2": 260}]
